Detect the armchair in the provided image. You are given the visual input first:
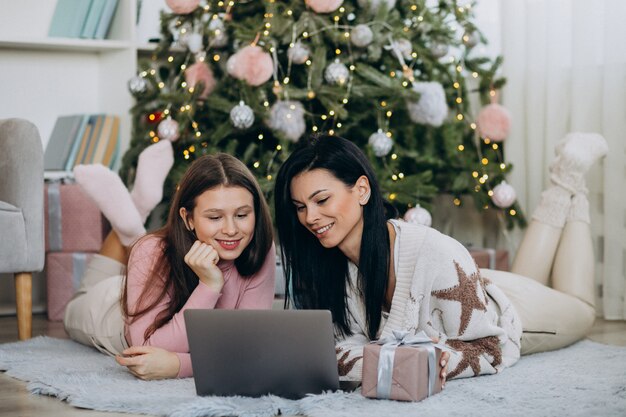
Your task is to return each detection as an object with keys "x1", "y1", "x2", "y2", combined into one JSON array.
[{"x1": 0, "y1": 118, "x2": 44, "y2": 340}]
